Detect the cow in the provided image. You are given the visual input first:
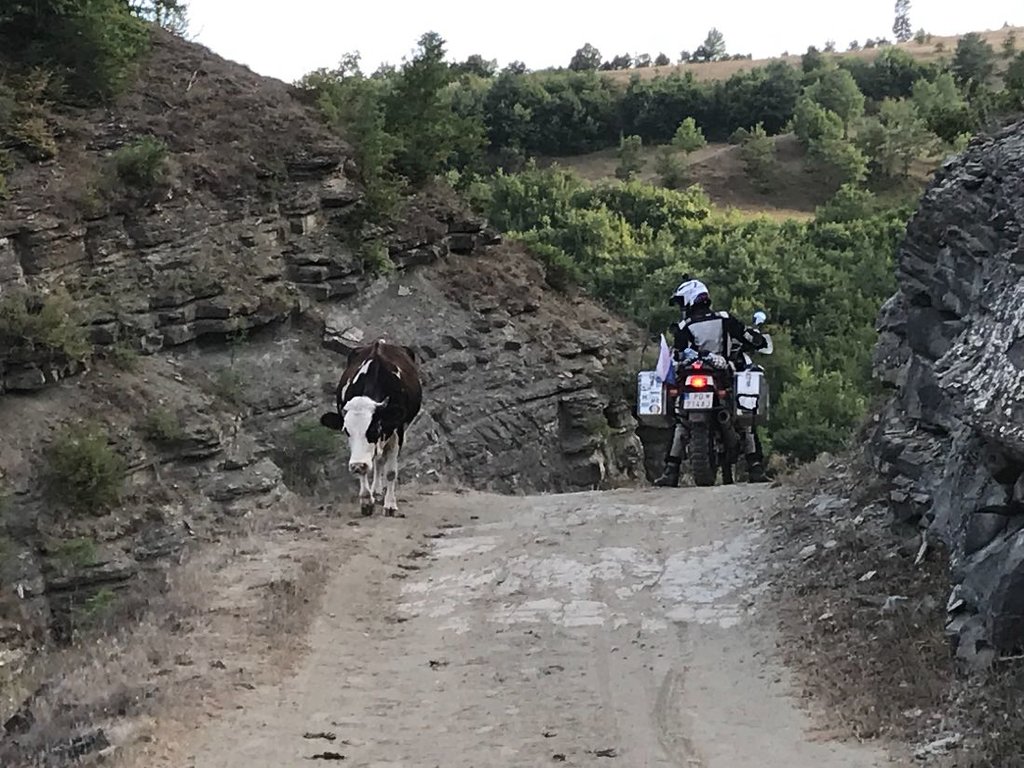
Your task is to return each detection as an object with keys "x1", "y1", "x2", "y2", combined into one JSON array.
[{"x1": 319, "y1": 339, "x2": 422, "y2": 517}]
